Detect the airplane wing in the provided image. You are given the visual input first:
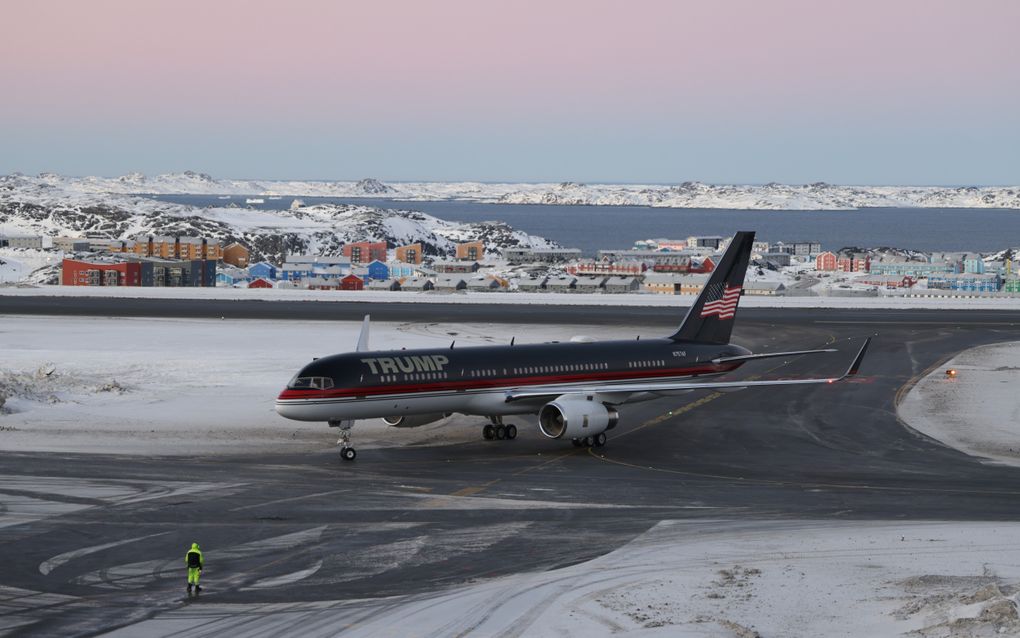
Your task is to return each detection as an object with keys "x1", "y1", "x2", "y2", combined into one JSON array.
[
  {"x1": 710, "y1": 348, "x2": 836, "y2": 364},
  {"x1": 504, "y1": 338, "x2": 871, "y2": 403}
]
